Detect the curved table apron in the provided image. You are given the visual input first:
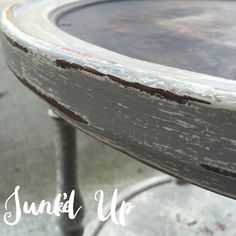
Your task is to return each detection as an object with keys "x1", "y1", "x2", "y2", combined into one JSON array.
[{"x1": 1, "y1": 0, "x2": 236, "y2": 199}]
